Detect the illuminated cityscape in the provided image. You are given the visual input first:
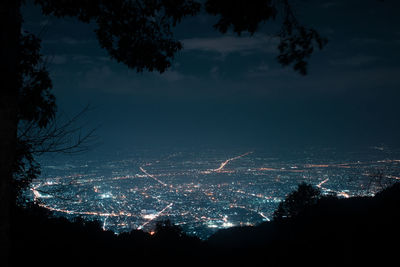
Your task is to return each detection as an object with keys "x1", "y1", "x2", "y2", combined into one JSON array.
[{"x1": 29, "y1": 147, "x2": 400, "y2": 239}]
